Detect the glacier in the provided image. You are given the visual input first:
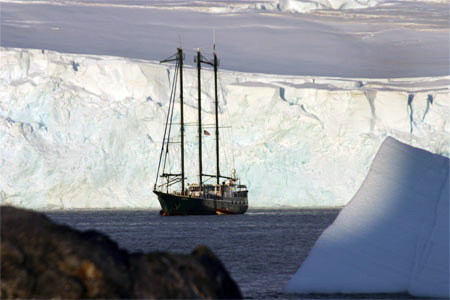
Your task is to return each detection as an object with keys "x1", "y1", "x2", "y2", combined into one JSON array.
[
  {"x1": 284, "y1": 137, "x2": 449, "y2": 298},
  {"x1": 0, "y1": 48, "x2": 449, "y2": 209},
  {"x1": 2, "y1": 0, "x2": 448, "y2": 78}
]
